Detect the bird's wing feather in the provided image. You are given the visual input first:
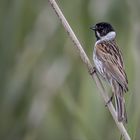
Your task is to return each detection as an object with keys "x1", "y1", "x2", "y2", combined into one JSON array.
[{"x1": 96, "y1": 40, "x2": 128, "y2": 92}]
